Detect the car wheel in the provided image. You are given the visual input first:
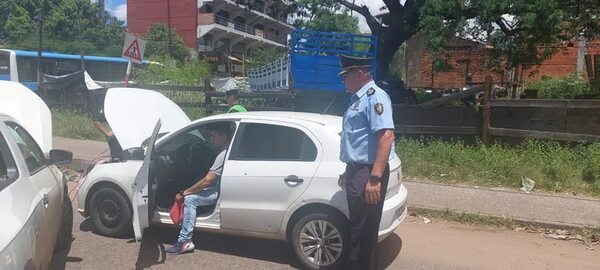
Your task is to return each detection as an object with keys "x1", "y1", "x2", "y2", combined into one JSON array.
[
  {"x1": 290, "y1": 212, "x2": 349, "y2": 270},
  {"x1": 54, "y1": 193, "x2": 73, "y2": 252},
  {"x1": 89, "y1": 187, "x2": 132, "y2": 237}
]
